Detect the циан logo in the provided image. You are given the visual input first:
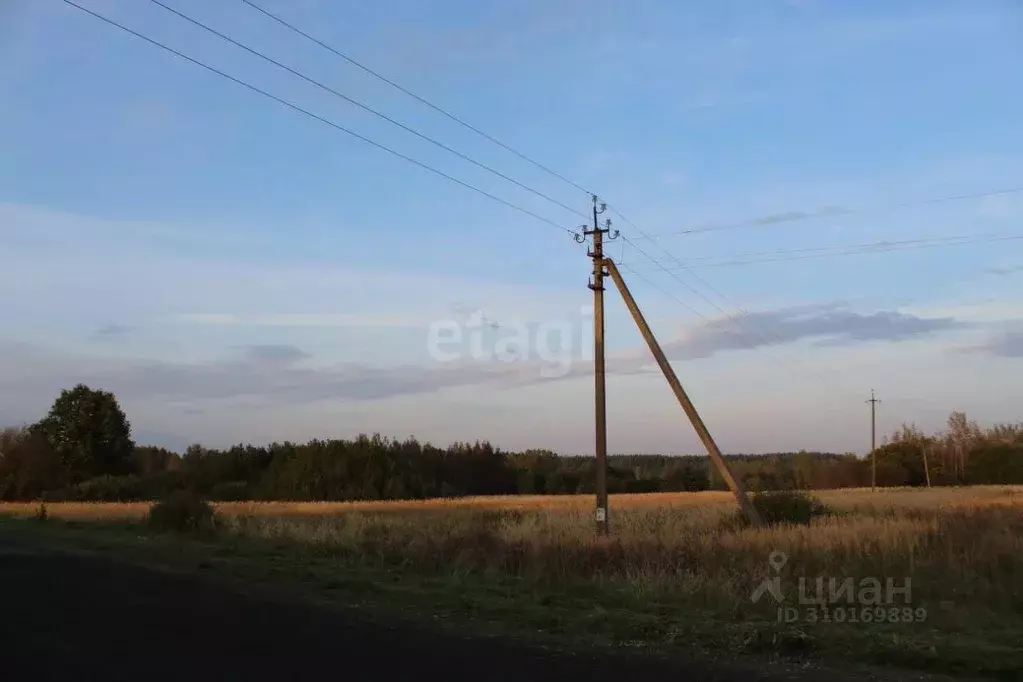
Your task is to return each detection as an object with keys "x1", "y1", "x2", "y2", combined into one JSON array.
[
  {"x1": 751, "y1": 550, "x2": 787, "y2": 604},
  {"x1": 750, "y1": 548, "x2": 927, "y2": 625}
]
